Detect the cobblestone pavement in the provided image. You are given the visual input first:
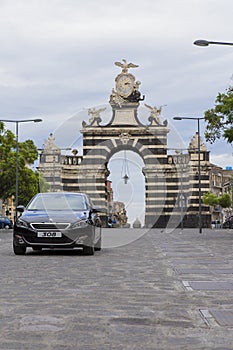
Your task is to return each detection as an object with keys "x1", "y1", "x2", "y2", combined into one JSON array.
[{"x1": 1, "y1": 227, "x2": 233, "y2": 349}]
